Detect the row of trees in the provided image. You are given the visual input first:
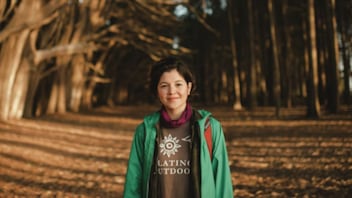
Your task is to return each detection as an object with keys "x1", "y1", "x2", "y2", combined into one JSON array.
[
  {"x1": 0, "y1": 0, "x2": 351, "y2": 120},
  {"x1": 189, "y1": 0, "x2": 351, "y2": 117}
]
